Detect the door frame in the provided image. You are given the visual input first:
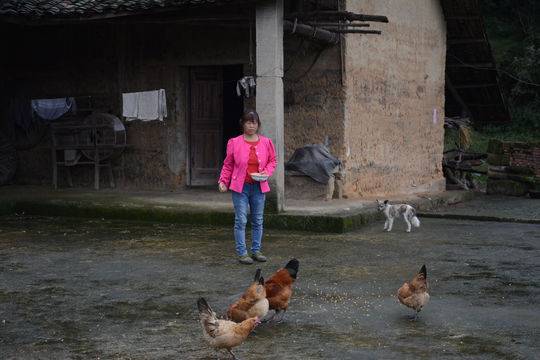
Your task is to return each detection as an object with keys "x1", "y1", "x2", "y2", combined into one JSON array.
[{"x1": 187, "y1": 65, "x2": 223, "y2": 187}]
